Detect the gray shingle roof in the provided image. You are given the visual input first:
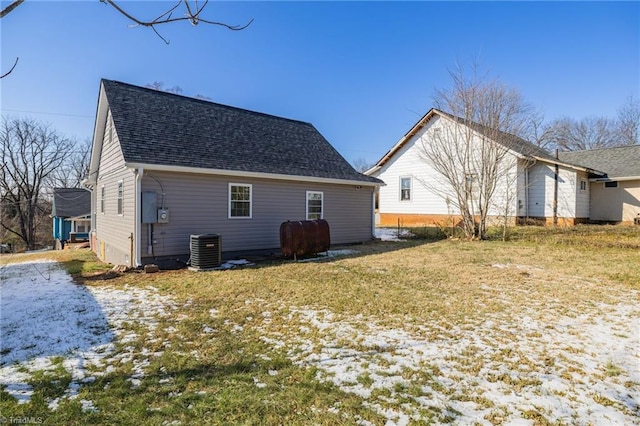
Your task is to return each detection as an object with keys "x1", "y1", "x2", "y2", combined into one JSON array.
[
  {"x1": 558, "y1": 145, "x2": 640, "y2": 179},
  {"x1": 436, "y1": 109, "x2": 558, "y2": 161},
  {"x1": 102, "y1": 80, "x2": 381, "y2": 184},
  {"x1": 52, "y1": 188, "x2": 91, "y2": 218}
]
